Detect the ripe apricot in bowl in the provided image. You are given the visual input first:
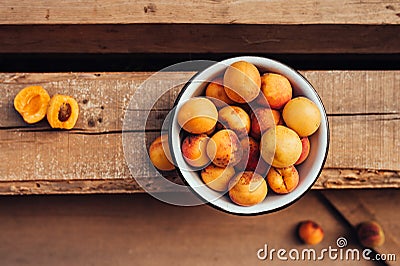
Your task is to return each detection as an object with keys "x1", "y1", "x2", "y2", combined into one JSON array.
[
  {"x1": 250, "y1": 108, "x2": 281, "y2": 140},
  {"x1": 260, "y1": 73, "x2": 292, "y2": 109},
  {"x1": 177, "y1": 97, "x2": 218, "y2": 134},
  {"x1": 260, "y1": 125, "x2": 302, "y2": 168},
  {"x1": 201, "y1": 164, "x2": 236, "y2": 192},
  {"x1": 181, "y1": 134, "x2": 211, "y2": 168},
  {"x1": 206, "y1": 129, "x2": 242, "y2": 168},
  {"x1": 223, "y1": 61, "x2": 261, "y2": 103},
  {"x1": 228, "y1": 171, "x2": 268, "y2": 207},
  {"x1": 283, "y1": 97, "x2": 321, "y2": 137},
  {"x1": 218, "y1": 105, "x2": 251, "y2": 138},
  {"x1": 205, "y1": 78, "x2": 234, "y2": 108}
]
